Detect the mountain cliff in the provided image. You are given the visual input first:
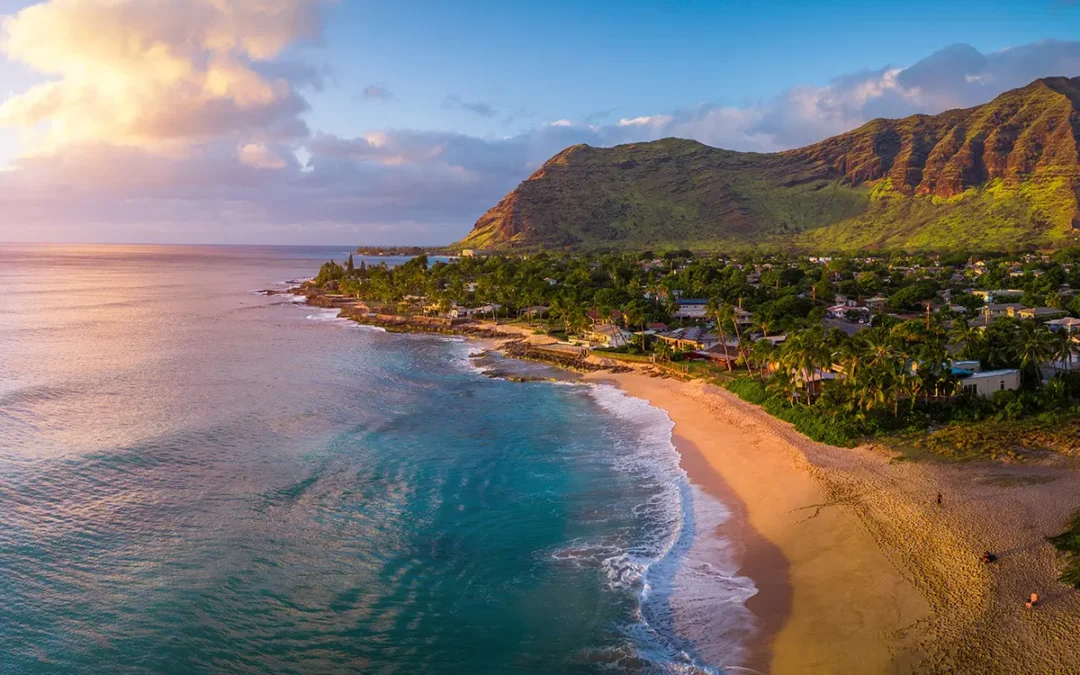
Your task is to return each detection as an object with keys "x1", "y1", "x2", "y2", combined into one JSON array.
[{"x1": 455, "y1": 77, "x2": 1080, "y2": 252}]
